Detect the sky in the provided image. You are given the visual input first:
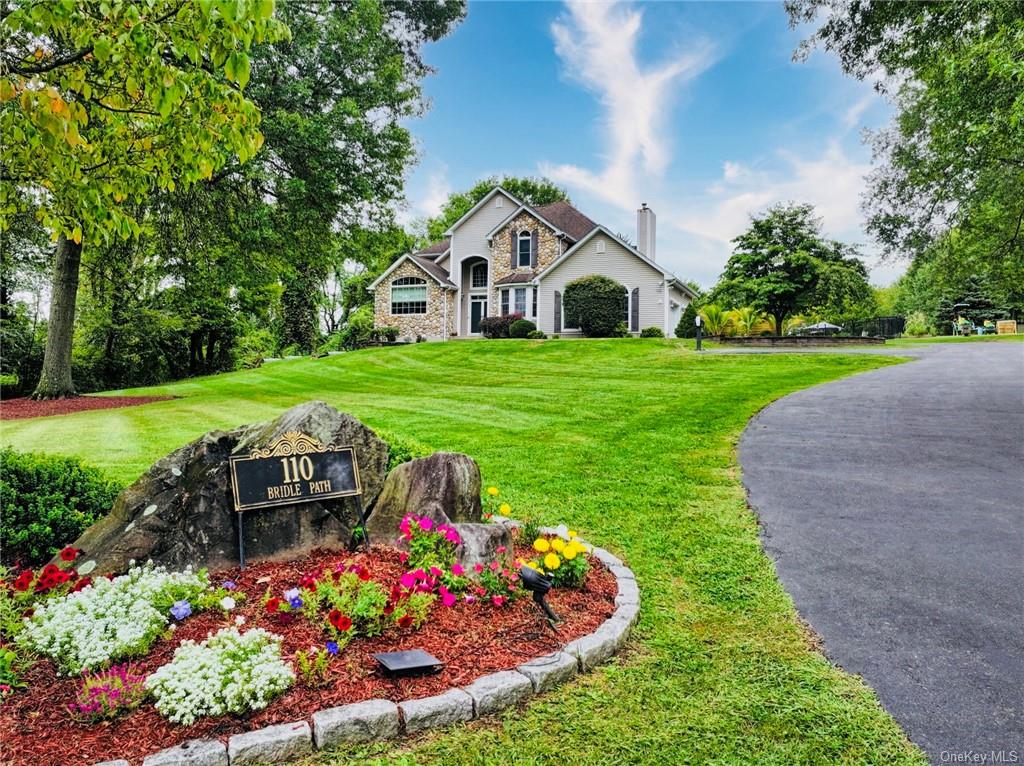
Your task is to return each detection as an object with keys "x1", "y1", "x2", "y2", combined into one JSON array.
[{"x1": 398, "y1": 0, "x2": 903, "y2": 289}]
